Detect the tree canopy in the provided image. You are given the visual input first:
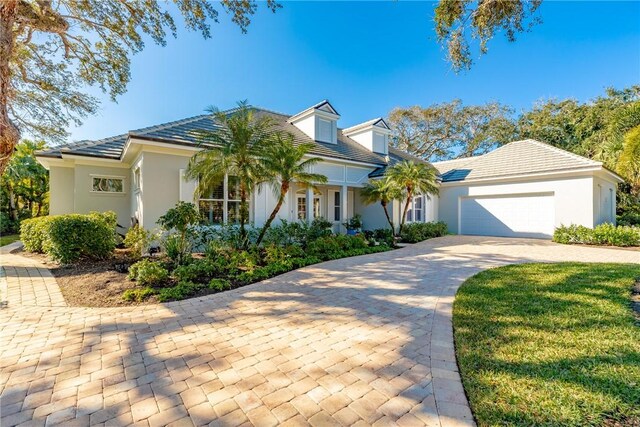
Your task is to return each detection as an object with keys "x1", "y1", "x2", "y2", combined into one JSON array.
[
  {"x1": 388, "y1": 100, "x2": 516, "y2": 161},
  {"x1": 434, "y1": 0, "x2": 543, "y2": 71},
  {"x1": 0, "y1": 0, "x2": 279, "y2": 174}
]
